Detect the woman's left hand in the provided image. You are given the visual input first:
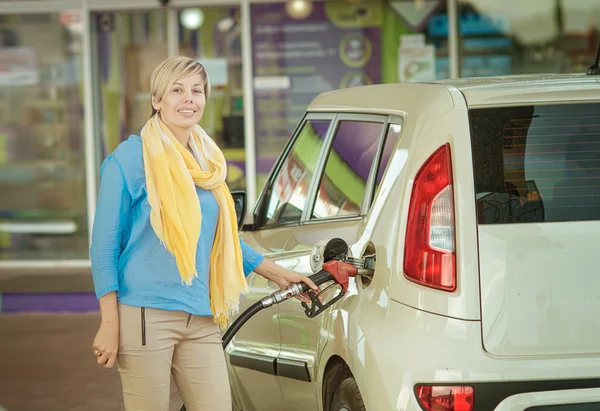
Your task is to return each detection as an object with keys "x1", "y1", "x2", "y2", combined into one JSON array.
[
  {"x1": 272, "y1": 270, "x2": 319, "y2": 303},
  {"x1": 254, "y1": 258, "x2": 320, "y2": 303}
]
